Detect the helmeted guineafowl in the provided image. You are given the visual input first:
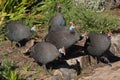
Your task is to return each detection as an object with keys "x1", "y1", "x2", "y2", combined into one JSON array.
[
  {"x1": 48, "y1": 3, "x2": 66, "y2": 32},
  {"x1": 30, "y1": 42, "x2": 65, "y2": 75},
  {"x1": 45, "y1": 26, "x2": 81, "y2": 49},
  {"x1": 84, "y1": 32, "x2": 112, "y2": 66},
  {"x1": 6, "y1": 21, "x2": 36, "y2": 47}
]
